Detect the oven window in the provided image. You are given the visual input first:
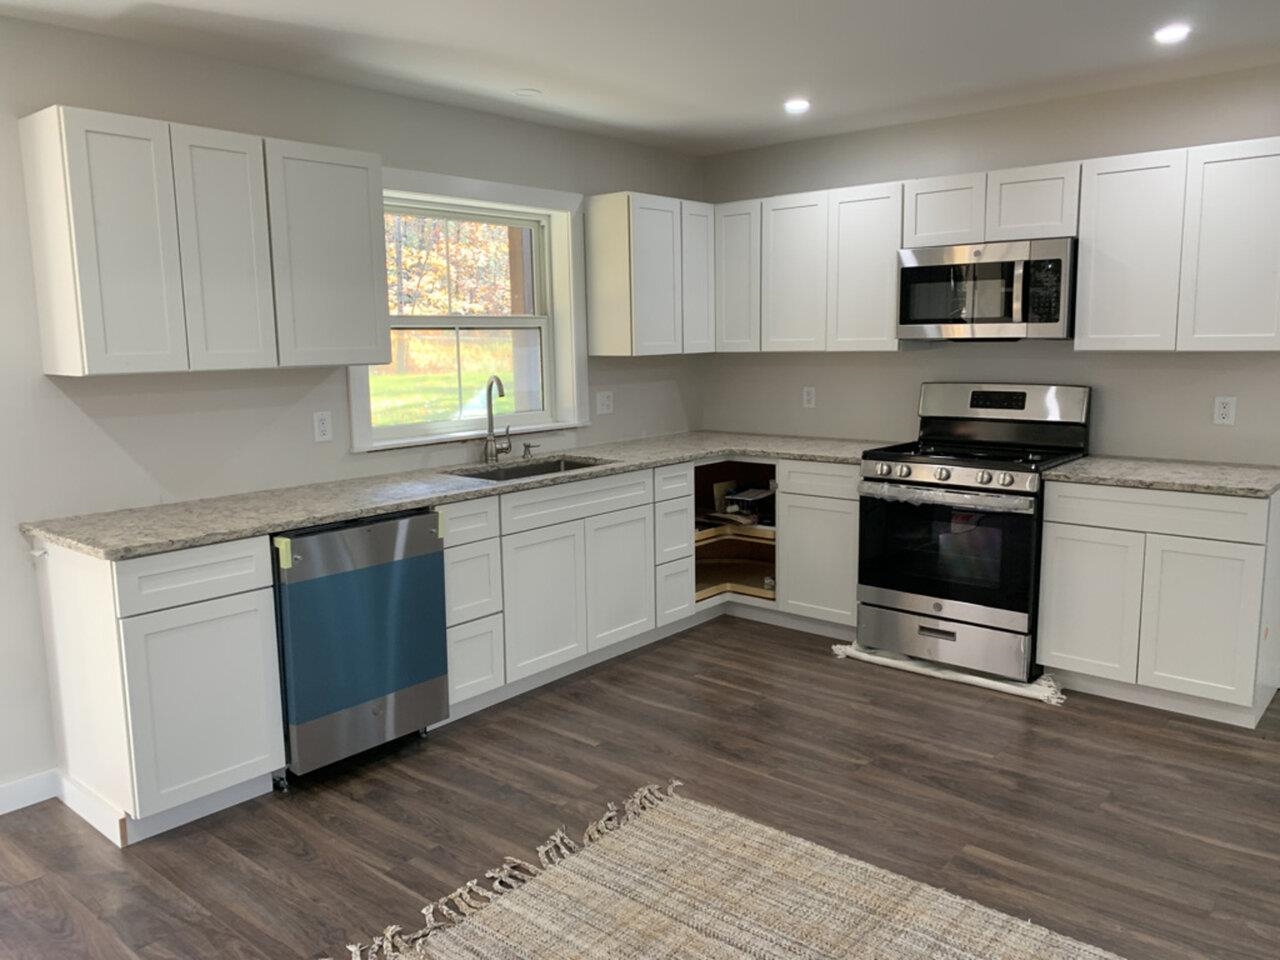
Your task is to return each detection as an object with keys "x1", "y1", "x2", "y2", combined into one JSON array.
[{"x1": 859, "y1": 495, "x2": 1036, "y2": 613}]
